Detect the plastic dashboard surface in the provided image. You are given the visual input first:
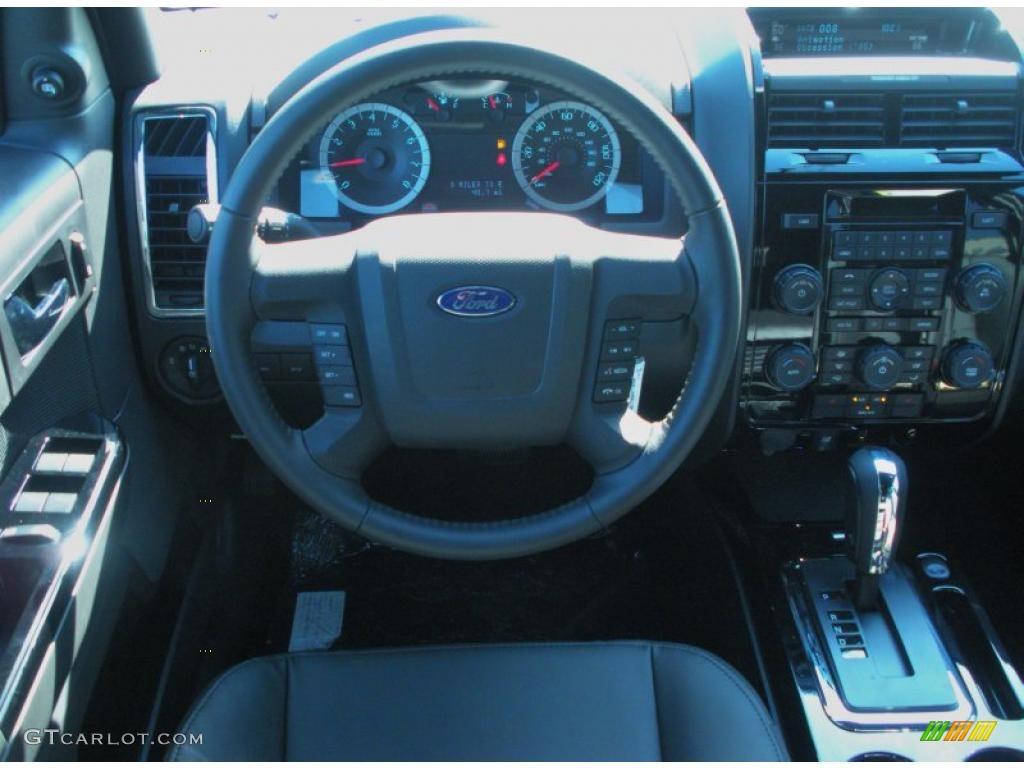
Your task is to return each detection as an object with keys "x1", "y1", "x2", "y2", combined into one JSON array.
[{"x1": 272, "y1": 77, "x2": 664, "y2": 230}]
